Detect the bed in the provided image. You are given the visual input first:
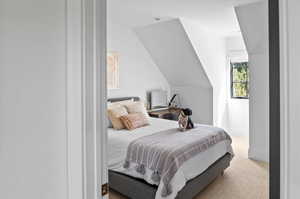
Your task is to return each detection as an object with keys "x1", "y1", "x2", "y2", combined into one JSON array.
[{"x1": 108, "y1": 97, "x2": 233, "y2": 199}]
